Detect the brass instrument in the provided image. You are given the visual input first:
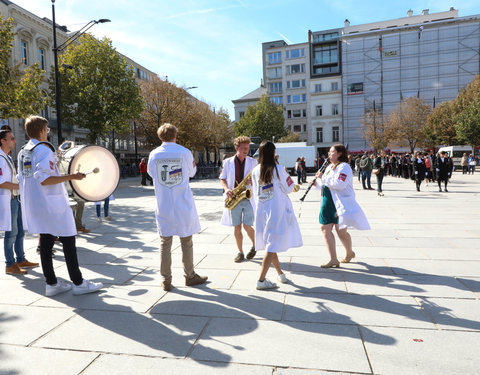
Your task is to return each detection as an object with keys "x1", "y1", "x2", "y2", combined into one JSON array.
[
  {"x1": 293, "y1": 184, "x2": 300, "y2": 192},
  {"x1": 225, "y1": 170, "x2": 253, "y2": 210}
]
